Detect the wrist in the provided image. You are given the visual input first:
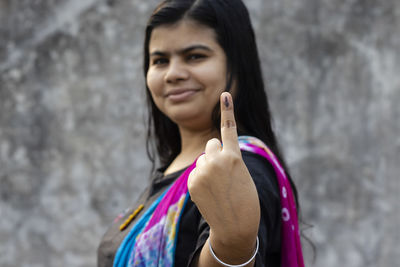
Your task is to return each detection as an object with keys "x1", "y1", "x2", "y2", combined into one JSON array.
[
  {"x1": 208, "y1": 236, "x2": 259, "y2": 267},
  {"x1": 210, "y1": 220, "x2": 259, "y2": 248},
  {"x1": 209, "y1": 229, "x2": 259, "y2": 264}
]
